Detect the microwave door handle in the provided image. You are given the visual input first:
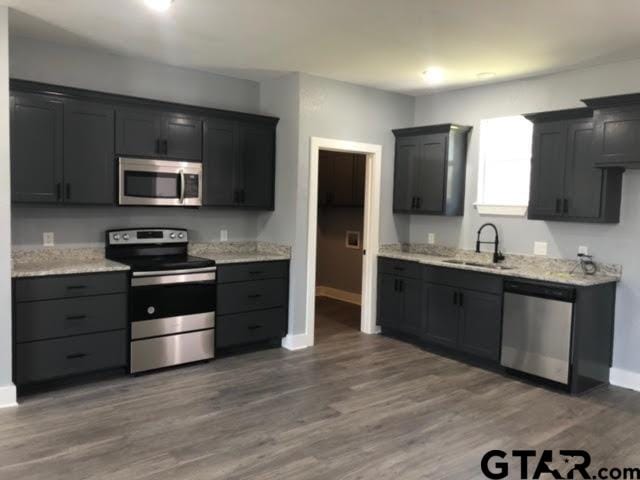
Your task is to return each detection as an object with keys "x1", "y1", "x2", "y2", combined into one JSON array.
[{"x1": 179, "y1": 169, "x2": 185, "y2": 204}]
